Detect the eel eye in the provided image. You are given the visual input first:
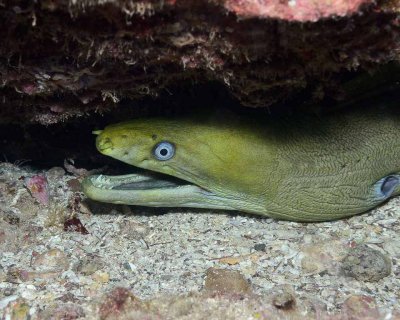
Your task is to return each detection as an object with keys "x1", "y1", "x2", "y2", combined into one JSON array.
[
  {"x1": 380, "y1": 175, "x2": 399, "y2": 198},
  {"x1": 153, "y1": 141, "x2": 175, "y2": 161}
]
